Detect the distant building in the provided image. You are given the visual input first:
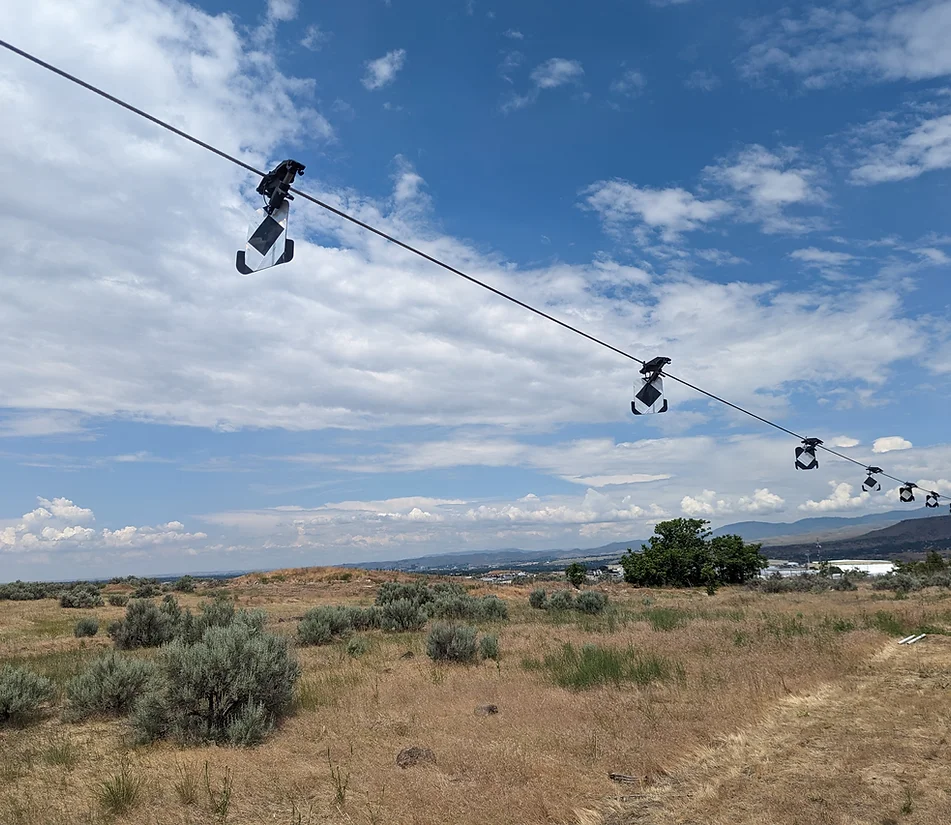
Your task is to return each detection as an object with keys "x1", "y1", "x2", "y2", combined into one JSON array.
[{"x1": 826, "y1": 559, "x2": 896, "y2": 576}]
